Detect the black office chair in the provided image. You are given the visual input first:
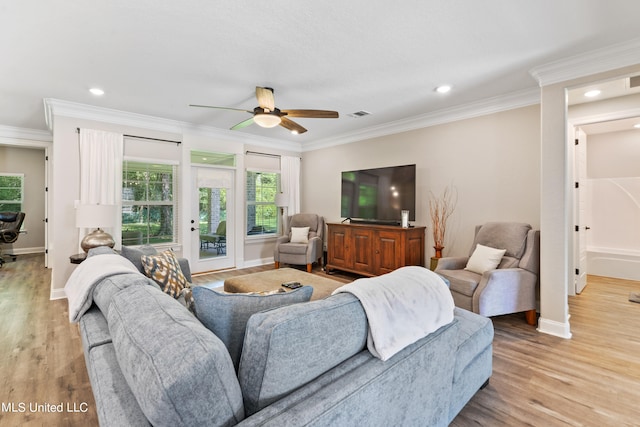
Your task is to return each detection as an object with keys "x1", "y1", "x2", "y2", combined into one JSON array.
[{"x1": 0, "y1": 212, "x2": 26, "y2": 268}]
